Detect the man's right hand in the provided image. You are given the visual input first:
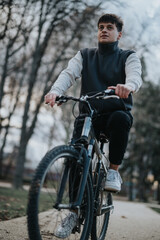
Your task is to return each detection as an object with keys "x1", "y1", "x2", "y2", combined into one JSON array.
[{"x1": 44, "y1": 93, "x2": 57, "y2": 107}]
